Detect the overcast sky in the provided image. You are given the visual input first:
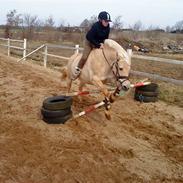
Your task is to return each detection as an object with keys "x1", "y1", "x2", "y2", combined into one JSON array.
[{"x1": 1, "y1": 0, "x2": 183, "y2": 28}]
